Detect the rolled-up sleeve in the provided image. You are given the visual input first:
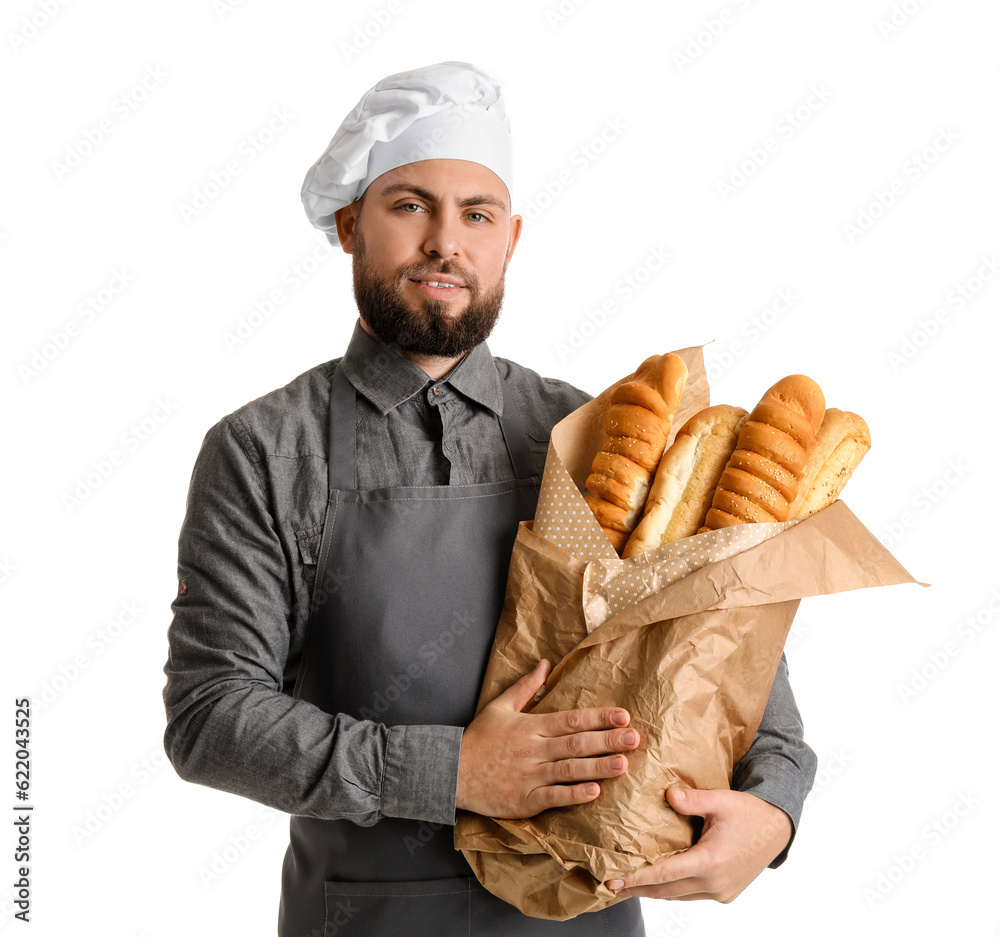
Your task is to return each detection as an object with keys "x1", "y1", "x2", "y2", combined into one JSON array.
[
  {"x1": 732, "y1": 653, "x2": 817, "y2": 868},
  {"x1": 162, "y1": 417, "x2": 462, "y2": 827}
]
